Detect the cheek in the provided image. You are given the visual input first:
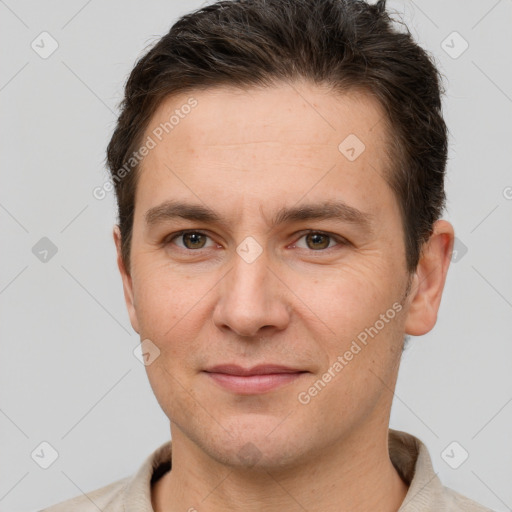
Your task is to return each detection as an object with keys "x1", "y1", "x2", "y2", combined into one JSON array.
[
  {"x1": 292, "y1": 262, "x2": 394, "y2": 331},
  {"x1": 131, "y1": 262, "x2": 219, "y2": 373},
  {"x1": 292, "y1": 262, "x2": 406, "y2": 393},
  {"x1": 131, "y1": 261, "x2": 198, "y2": 334}
]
